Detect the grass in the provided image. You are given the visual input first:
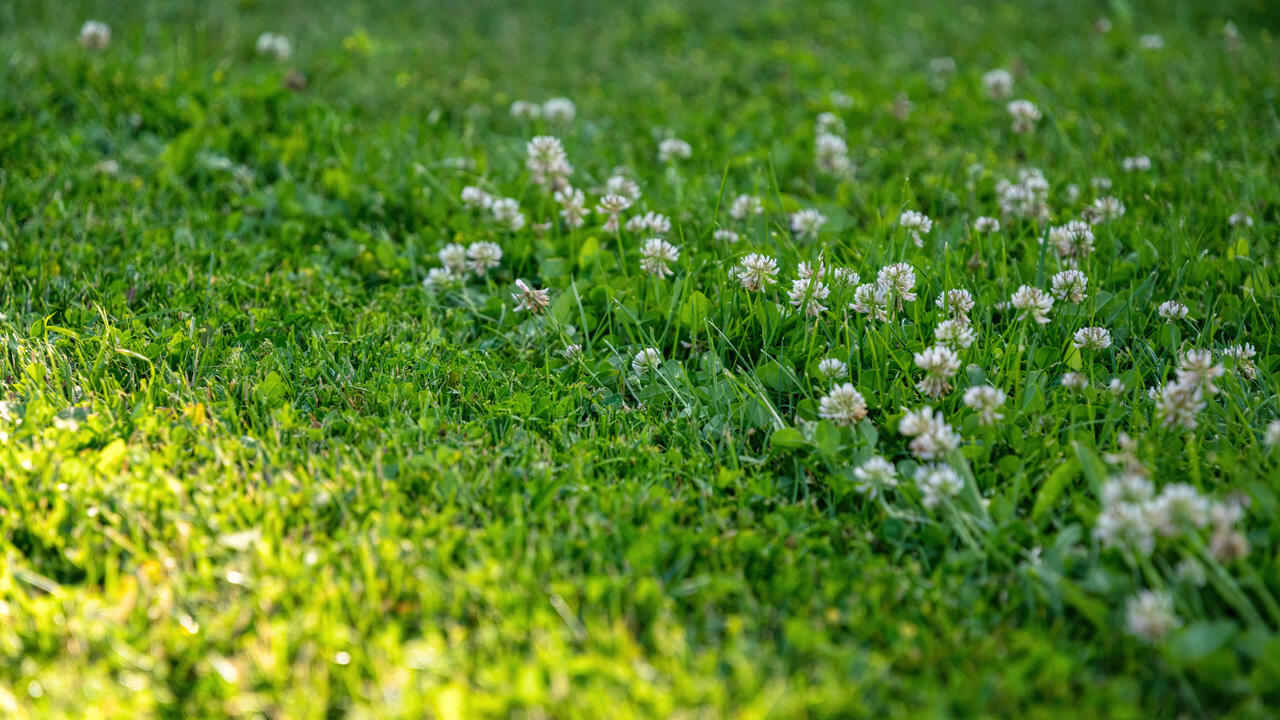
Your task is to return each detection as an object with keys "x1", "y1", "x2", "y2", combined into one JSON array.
[{"x1": 2, "y1": 0, "x2": 1279, "y2": 717}]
